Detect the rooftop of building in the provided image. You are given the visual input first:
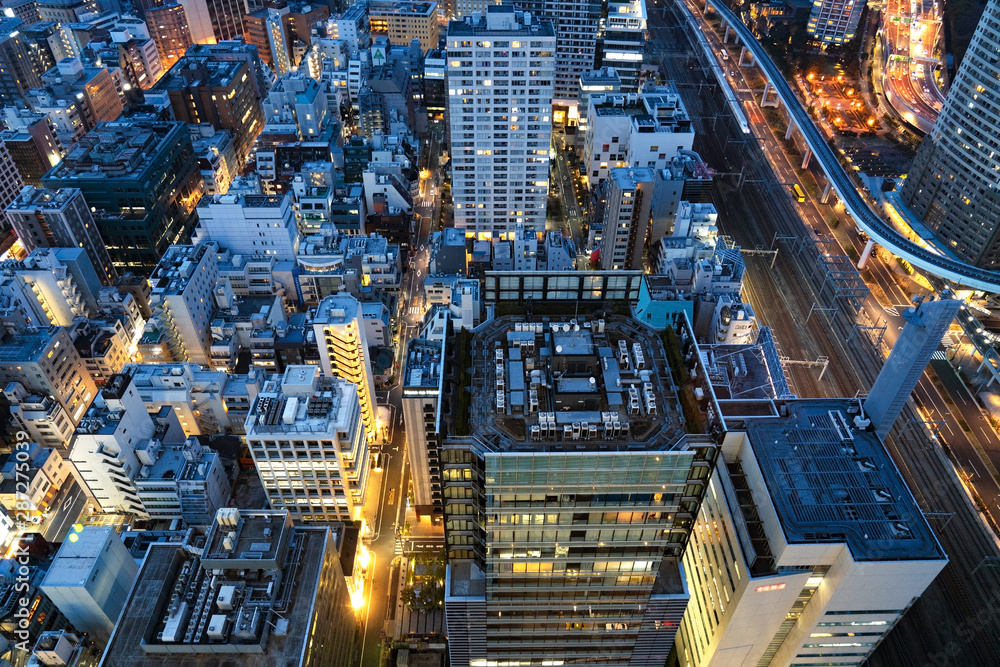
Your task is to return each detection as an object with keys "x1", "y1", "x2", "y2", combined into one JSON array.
[
  {"x1": 40, "y1": 526, "x2": 116, "y2": 589},
  {"x1": 591, "y1": 86, "x2": 691, "y2": 130},
  {"x1": 43, "y1": 120, "x2": 186, "y2": 182},
  {"x1": 244, "y1": 367, "x2": 359, "y2": 436},
  {"x1": 127, "y1": 362, "x2": 227, "y2": 391},
  {"x1": 138, "y1": 440, "x2": 219, "y2": 485},
  {"x1": 198, "y1": 192, "x2": 285, "y2": 209},
  {"x1": 701, "y1": 329, "x2": 790, "y2": 404},
  {"x1": 610, "y1": 166, "x2": 655, "y2": 189},
  {"x1": 99, "y1": 512, "x2": 344, "y2": 666},
  {"x1": 581, "y1": 67, "x2": 621, "y2": 85},
  {"x1": 0, "y1": 325, "x2": 59, "y2": 363},
  {"x1": 298, "y1": 232, "x2": 397, "y2": 260},
  {"x1": 459, "y1": 315, "x2": 691, "y2": 452},
  {"x1": 744, "y1": 399, "x2": 946, "y2": 562},
  {"x1": 148, "y1": 243, "x2": 215, "y2": 296},
  {"x1": 368, "y1": 0, "x2": 436, "y2": 17},
  {"x1": 447, "y1": 7, "x2": 555, "y2": 37},
  {"x1": 312, "y1": 293, "x2": 362, "y2": 324},
  {"x1": 403, "y1": 337, "x2": 445, "y2": 389}
]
